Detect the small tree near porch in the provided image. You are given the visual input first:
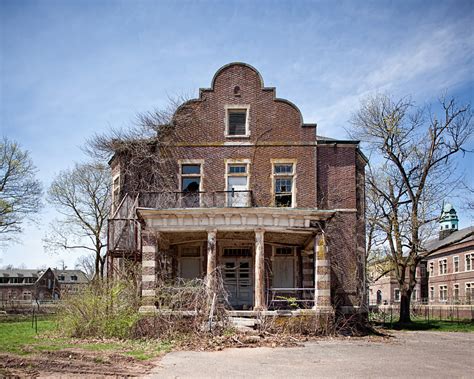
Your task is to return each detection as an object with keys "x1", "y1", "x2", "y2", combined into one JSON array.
[{"x1": 350, "y1": 94, "x2": 473, "y2": 323}]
